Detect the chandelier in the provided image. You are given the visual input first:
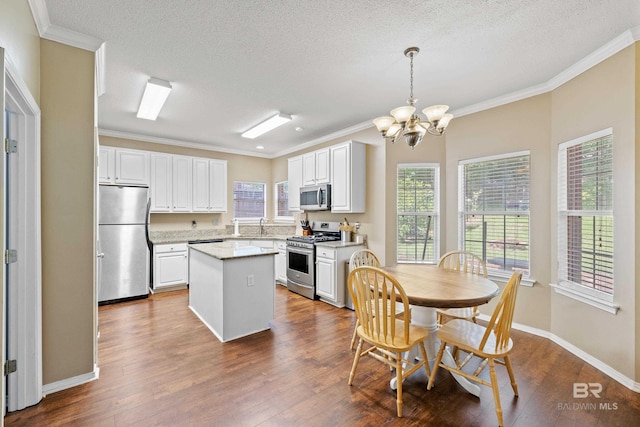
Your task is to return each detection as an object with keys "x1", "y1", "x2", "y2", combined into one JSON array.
[{"x1": 372, "y1": 47, "x2": 453, "y2": 149}]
